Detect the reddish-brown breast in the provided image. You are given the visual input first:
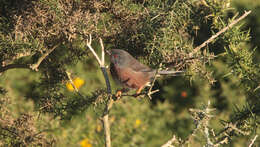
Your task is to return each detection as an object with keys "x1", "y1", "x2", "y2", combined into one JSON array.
[{"x1": 110, "y1": 63, "x2": 151, "y2": 89}]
